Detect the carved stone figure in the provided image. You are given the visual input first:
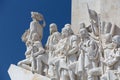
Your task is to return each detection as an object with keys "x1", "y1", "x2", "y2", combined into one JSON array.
[
  {"x1": 48, "y1": 24, "x2": 78, "y2": 80},
  {"x1": 77, "y1": 28, "x2": 99, "y2": 80},
  {"x1": 17, "y1": 40, "x2": 32, "y2": 71},
  {"x1": 49, "y1": 26, "x2": 70, "y2": 80},
  {"x1": 28, "y1": 12, "x2": 46, "y2": 41},
  {"x1": 45, "y1": 23, "x2": 61, "y2": 78},
  {"x1": 8, "y1": 5, "x2": 120, "y2": 80},
  {"x1": 46, "y1": 23, "x2": 61, "y2": 59},
  {"x1": 64, "y1": 24, "x2": 79, "y2": 80},
  {"x1": 18, "y1": 33, "x2": 45, "y2": 74},
  {"x1": 102, "y1": 33, "x2": 113, "y2": 59},
  {"x1": 101, "y1": 35, "x2": 120, "y2": 80}
]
